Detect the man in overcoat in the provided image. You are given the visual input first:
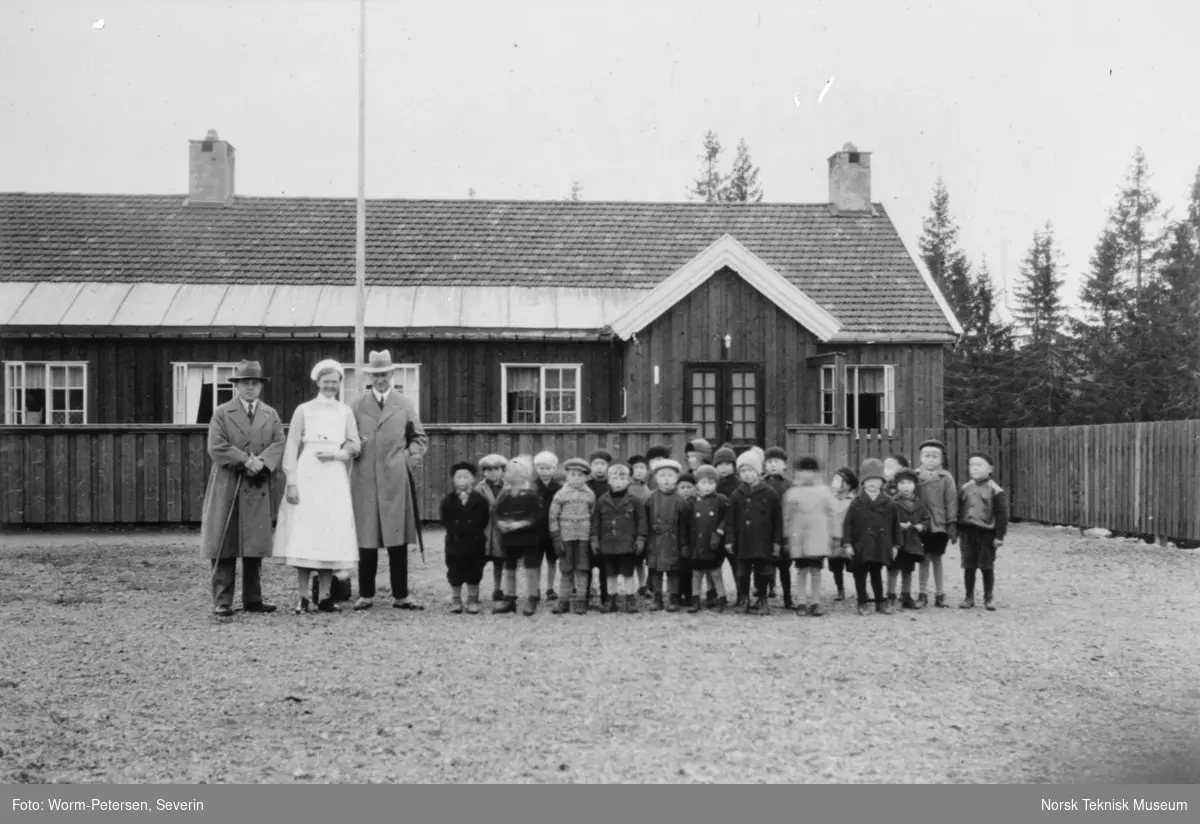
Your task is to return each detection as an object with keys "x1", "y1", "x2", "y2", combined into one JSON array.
[
  {"x1": 351, "y1": 350, "x2": 430, "y2": 610},
  {"x1": 199, "y1": 360, "x2": 286, "y2": 617}
]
